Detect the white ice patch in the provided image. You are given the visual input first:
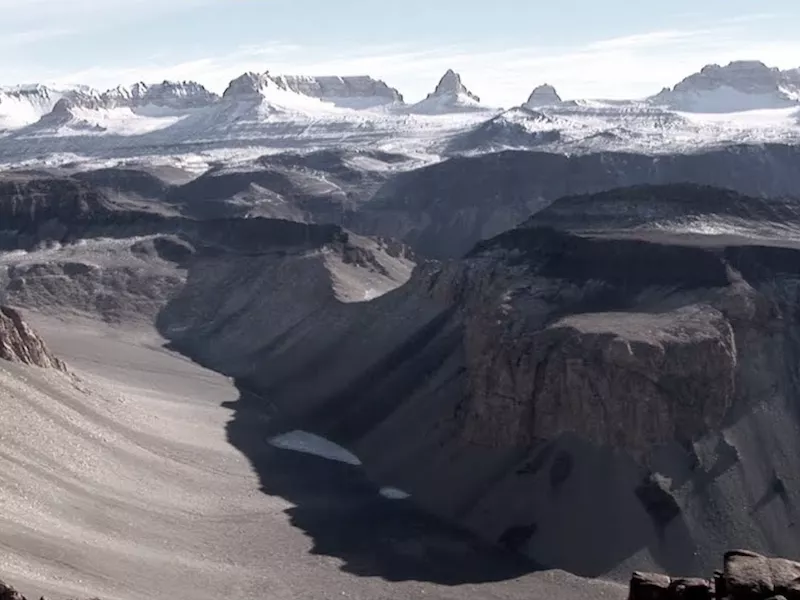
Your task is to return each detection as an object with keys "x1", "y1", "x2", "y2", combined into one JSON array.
[
  {"x1": 268, "y1": 430, "x2": 362, "y2": 466},
  {"x1": 379, "y1": 487, "x2": 411, "y2": 500}
]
